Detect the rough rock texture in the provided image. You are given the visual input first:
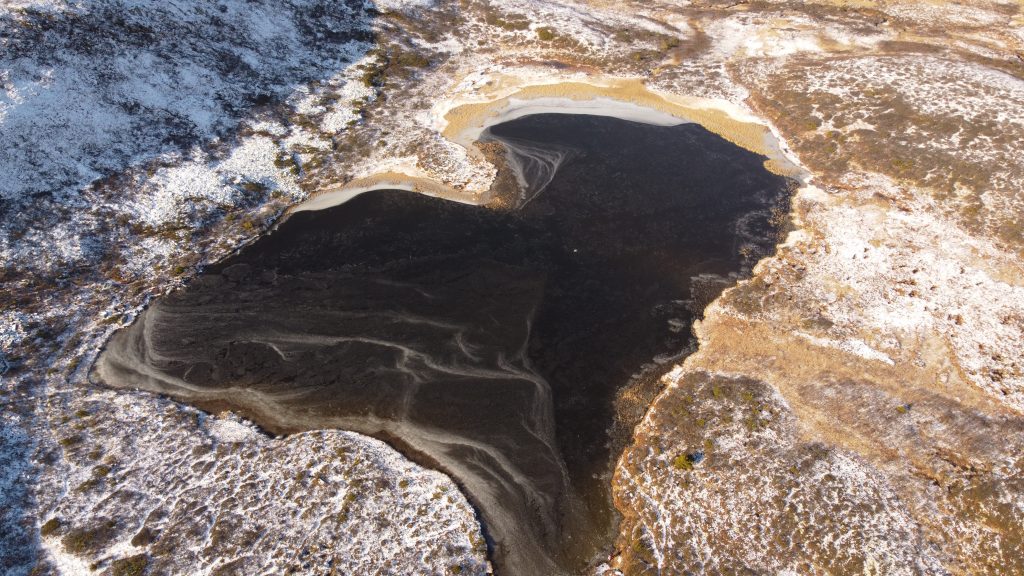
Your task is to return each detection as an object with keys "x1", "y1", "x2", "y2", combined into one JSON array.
[{"x1": 2, "y1": 0, "x2": 1023, "y2": 574}]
